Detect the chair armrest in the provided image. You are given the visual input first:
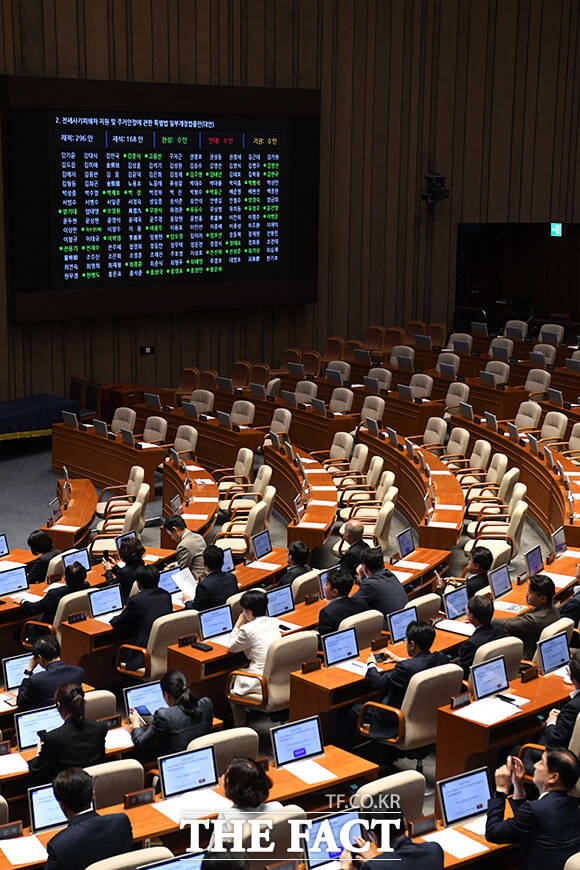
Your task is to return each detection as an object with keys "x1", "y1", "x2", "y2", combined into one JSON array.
[
  {"x1": 405, "y1": 435, "x2": 424, "y2": 443},
  {"x1": 97, "y1": 484, "x2": 127, "y2": 499},
  {"x1": 563, "y1": 449, "x2": 580, "y2": 457},
  {"x1": 334, "y1": 471, "x2": 366, "y2": 484},
  {"x1": 348, "y1": 502, "x2": 381, "y2": 517},
  {"x1": 341, "y1": 484, "x2": 374, "y2": 498},
  {"x1": 213, "y1": 531, "x2": 250, "y2": 548},
  {"x1": 440, "y1": 452, "x2": 467, "y2": 463},
  {"x1": 104, "y1": 495, "x2": 135, "y2": 515},
  {"x1": 310, "y1": 450, "x2": 330, "y2": 460},
  {"x1": 447, "y1": 458, "x2": 475, "y2": 468},
  {"x1": 464, "y1": 481, "x2": 493, "y2": 498},
  {"x1": 226, "y1": 670, "x2": 268, "y2": 705},
  {"x1": 473, "y1": 514, "x2": 511, "y2": 535},
  {"x1": 115, "y1": 644, "x2": 151, "y2": 678},
  {"x1": 474, "y1": 531, "x2": 514, "y2": 559},
  {"x1": 323, "y1": 458, "x2": 350, "y2": 469},
  {"x1": 425, "y1": 442, "x2": 446, "y2": 455},
  {"x1": 356, "y1": 701, "x2": 405, "y2": 743},
  {"x1": 229, "y1": 492, "x2": 262, "y2": 508},
  {"x1": 444, "y1": 404, "x2": 460, "y2": 415},
  {"x1": 528, "y1": 391, "x2": 548, "y2": 401},
  {"x1": 218, "y1": 474, "x2": 251, "y2": 485},
  {"x1": 20, "y1": 621, "x2": 55, "y2": 648},
  {"x1": 457, "y1": 470, "x2": 486, "y2": 483}
]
